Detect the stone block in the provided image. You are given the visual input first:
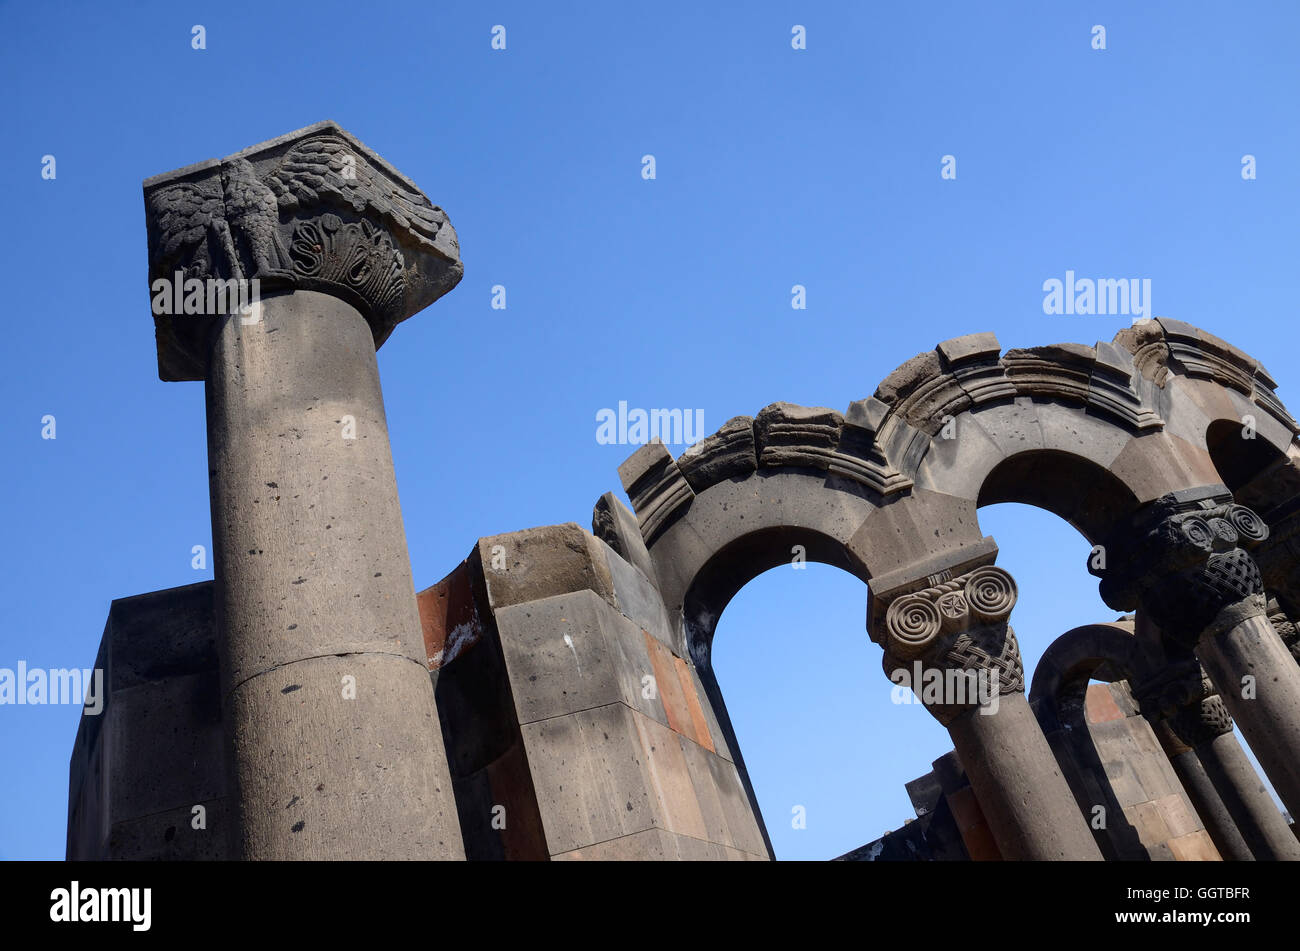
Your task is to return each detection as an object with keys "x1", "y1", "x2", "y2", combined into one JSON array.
[
  {"x1": 1152, "y1": 792, "x2": 1201, "y2": 839},
  {"x1": 552, "y1": 828, "x2": 671, "y2": 860},
  {"x1": 592, "y1": 492, "x2": 657, "y2": 582},
  {"x1": 522, "y1": 703, "x2": 658, "y2": 855},
  {"x1": 632, "y1": 712, "x2": 709, "y2": 841},
  {"x1": 1084, "y1": 683, "x2": 1124, "y2": 724},
  {"x1": 478, "y1": 524, "x2": 616, "y2": 612},
  {"x1": 1125, "y1": 799, "x2": 1172, "y2": 848},
  {"x1": 946, "y1": 786, "x2": 1001, "y2": 860},
  {"x1": 104, "y1": 797, "x2": 230, "y2": 861},
  {"x1": 1167, "y1": 830, "x2": 1222, "y2": 862},
  {"x1": 676, "y1": 416, "x2": 757, "y2": 491},
  {"x1": 109, "y1": 674, "x2": 227, "y2": 822},
  {"x1": 417, "y1": 557, "x2": 483, "y2": 670},
  {"x1": 595, "y1": 537, "x2": 675, "y2": 646},
  {"x1": 494, "y1": 590, "x2": 640, "y2": 725}
]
